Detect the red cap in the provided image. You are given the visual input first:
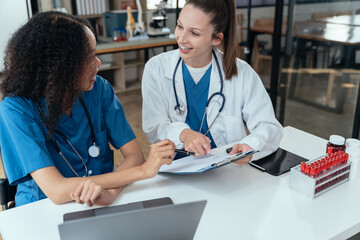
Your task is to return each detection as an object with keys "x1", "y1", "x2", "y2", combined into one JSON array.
[{"x1": 310, "y1": 167, "x2": 316, "y2": 176}]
